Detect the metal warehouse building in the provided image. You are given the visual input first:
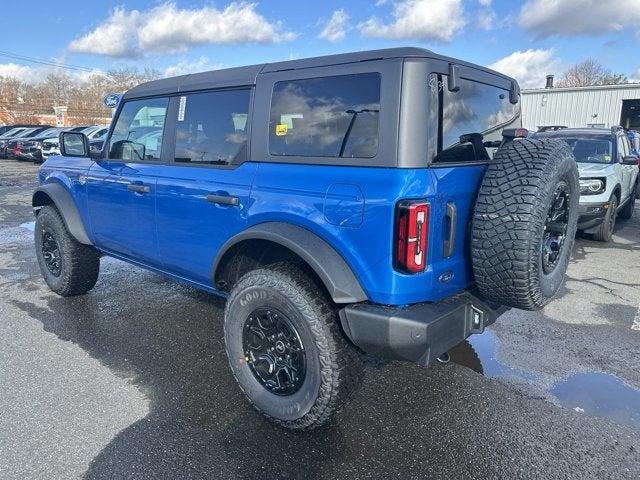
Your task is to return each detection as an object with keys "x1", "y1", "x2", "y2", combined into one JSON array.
[{"x1": 521, "y1": 81, "x2": 640, "y2": 131}]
